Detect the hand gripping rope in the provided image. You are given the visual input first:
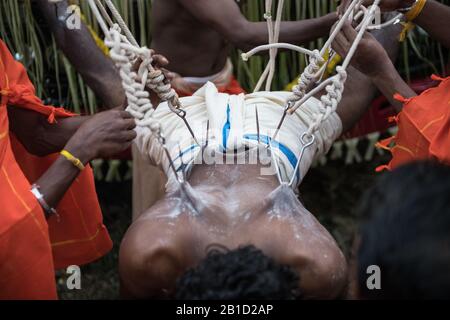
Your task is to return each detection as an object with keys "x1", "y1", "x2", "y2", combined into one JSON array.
[
  {"x1": 242, "y1": 0, "x2": 400, "y2": 186},
  {"x1": 86, "y1": 0, "x2": 201, "y2": 185},
  {"x1": 87, "y1": 0, "x2": 199, "y2": 147}
]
